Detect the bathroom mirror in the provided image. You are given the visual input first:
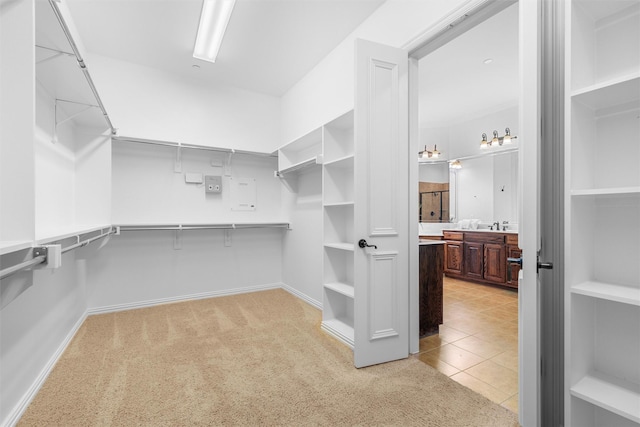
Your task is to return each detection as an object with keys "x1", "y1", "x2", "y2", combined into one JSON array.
[{"x1": 419, "y1": 149, "x2": 518, "y2": 225}]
